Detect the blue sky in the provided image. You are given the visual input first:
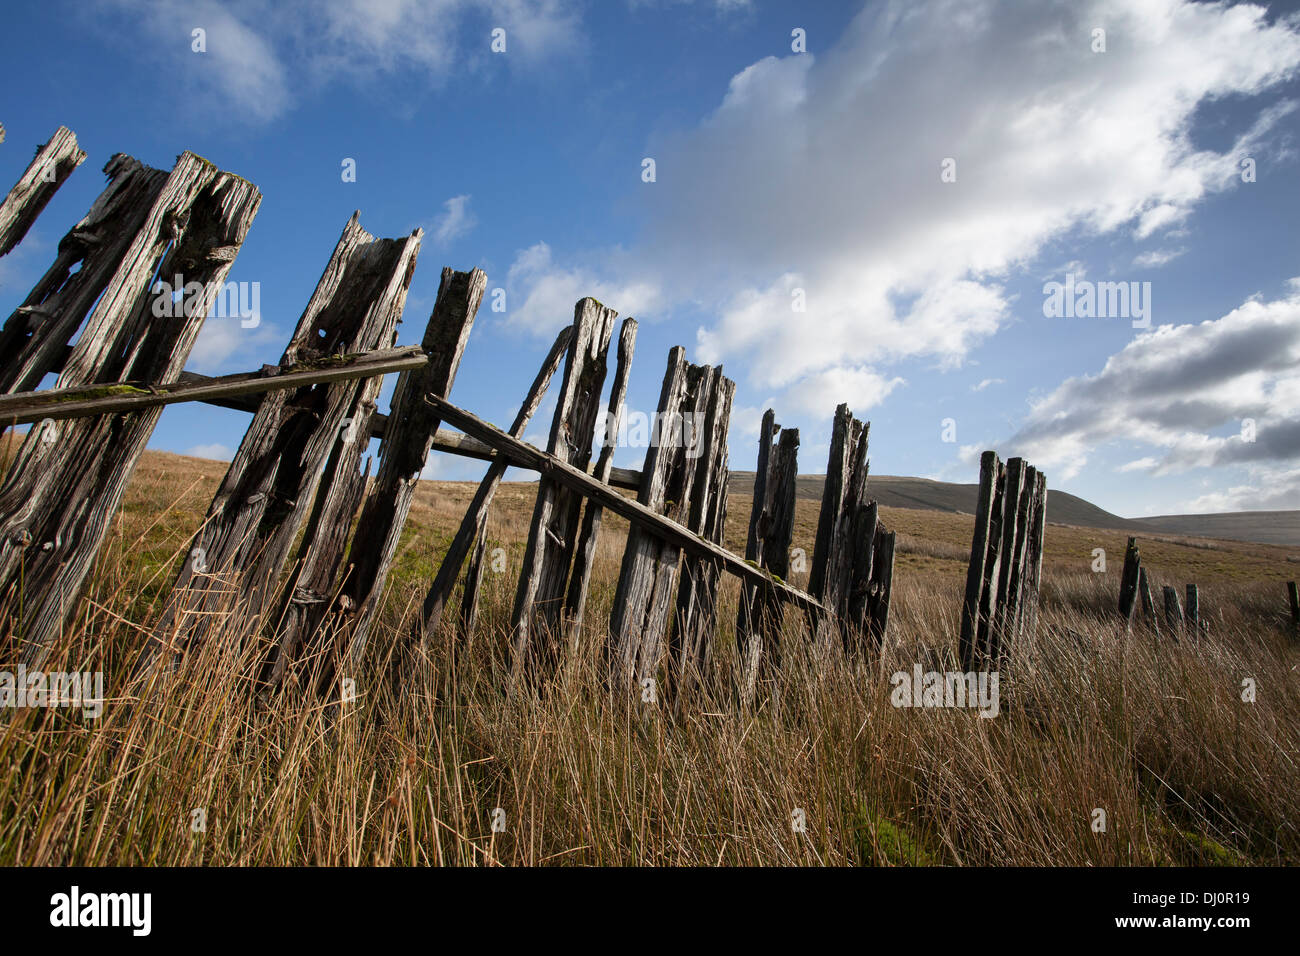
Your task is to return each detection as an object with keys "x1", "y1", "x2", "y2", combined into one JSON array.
[{"x1": 2, "y1": 0, "x2": 1299, "y2": 518}]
